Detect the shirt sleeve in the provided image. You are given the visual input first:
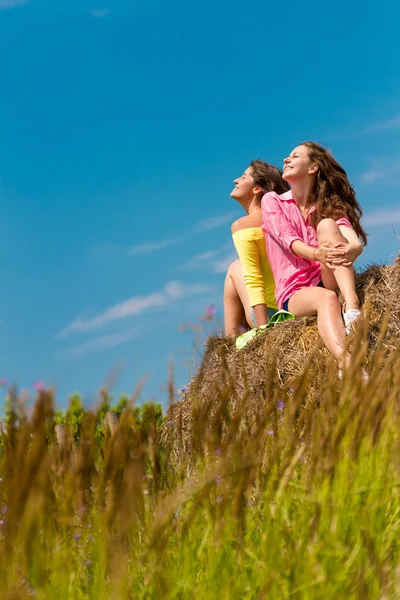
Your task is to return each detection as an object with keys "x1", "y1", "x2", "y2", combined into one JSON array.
[
  {"x1": 232, "y1": 233, "x2": 267, "y2": 306},
  {"x1": 336, "y1": 217, "x2": 353, "y2": 228},
  {"x1": 261, "y1": 192, "x2": 303, "y2": 251}
]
